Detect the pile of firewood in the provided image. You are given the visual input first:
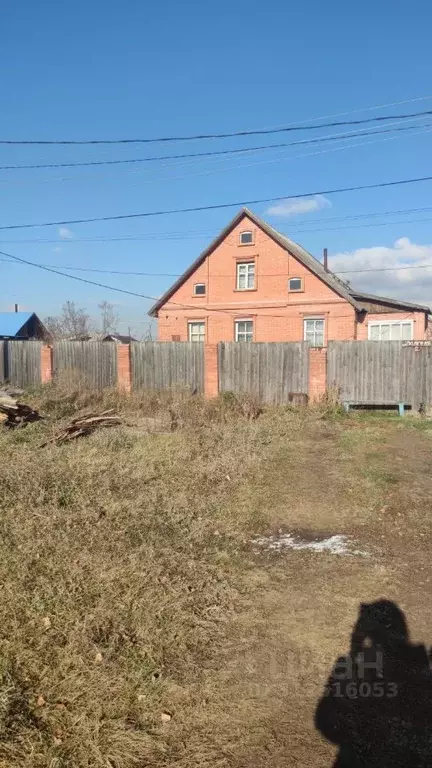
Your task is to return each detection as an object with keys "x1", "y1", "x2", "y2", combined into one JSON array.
[
  {"x1": 41, "y1": 409, "x2": 121, "y2": 446},
  {"x1": 0, "y1": 390, "x2": 43, "y2": 429}
]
